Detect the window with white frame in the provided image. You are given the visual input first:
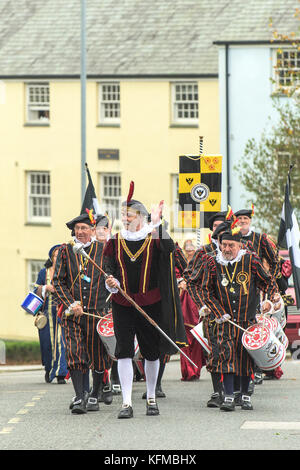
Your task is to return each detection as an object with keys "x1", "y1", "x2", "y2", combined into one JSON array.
[
  {"x1": 27, "y1": 171, "x2": 51, "y2": 223},
  {"x1": 274, "y1": 48, "x2": 300, "y2": 92},
  {"x1": 99, "y1": 82, "x2": 120, "y2": 124},
  {"x1": 28, "y1": 260, "x2": 45, "y2": 292},
  {"x1": 172, "y1": 82, "x2": 198, "y2": 124},
  {"x1": 26, "y1": 83, "x2": 50, "y2": 123},
  {"x1": 99, "y1": 173, "x2": 122, "y2": 220}
]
